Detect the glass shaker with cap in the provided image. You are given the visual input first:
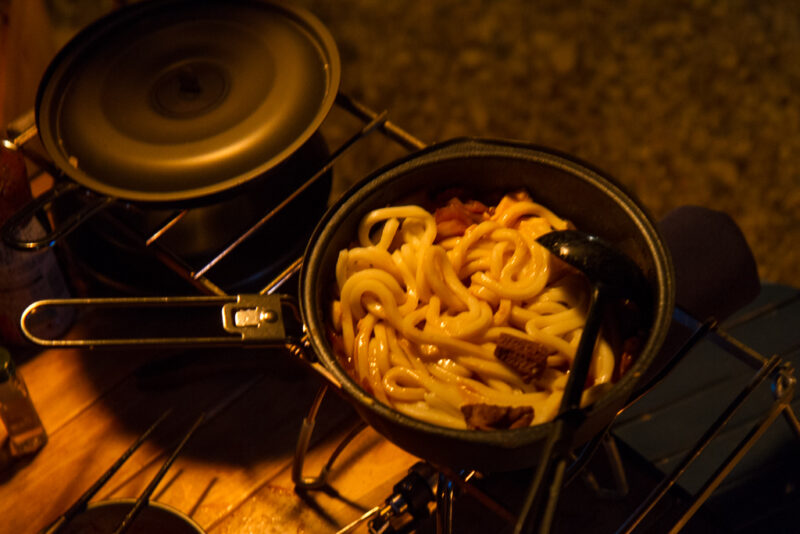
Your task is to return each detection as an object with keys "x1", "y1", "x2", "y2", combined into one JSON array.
[{"x1": 0, "y1": 346, "x2": 47, "y2": 456}]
